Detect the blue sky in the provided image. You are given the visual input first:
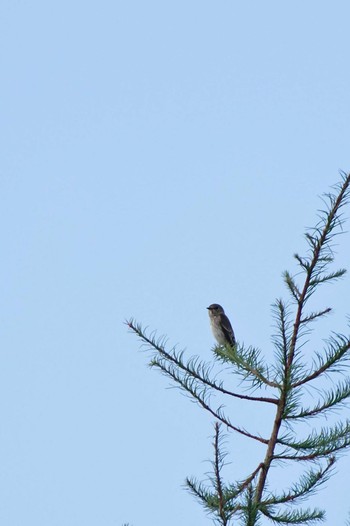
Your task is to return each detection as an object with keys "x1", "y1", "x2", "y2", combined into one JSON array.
[{"x1": 1, "y1": 1, "x2": 350, "y2": 525}]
